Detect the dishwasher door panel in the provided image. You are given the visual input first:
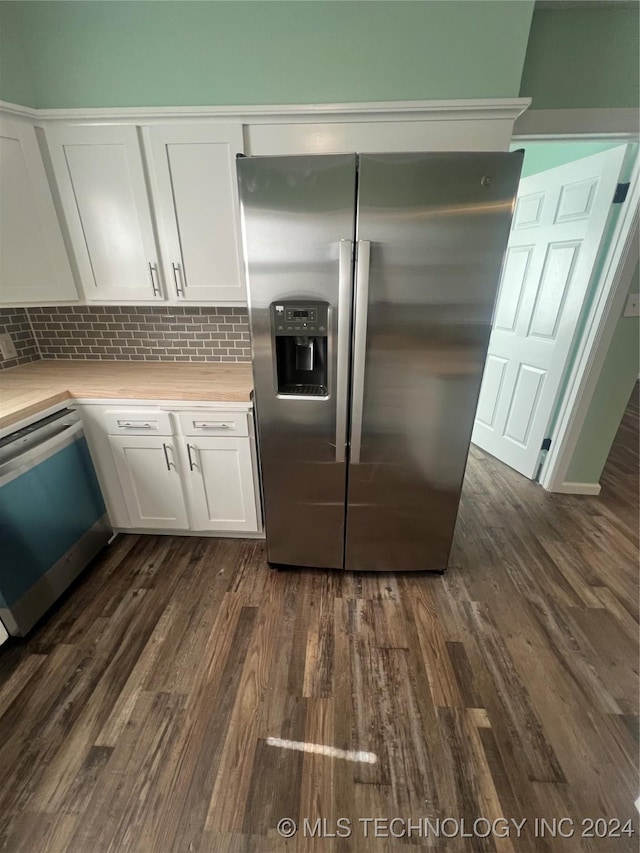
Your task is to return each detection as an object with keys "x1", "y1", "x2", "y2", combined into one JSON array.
[{"x1": 0, "y1": 430, "x2": 109, "y2": 634}]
